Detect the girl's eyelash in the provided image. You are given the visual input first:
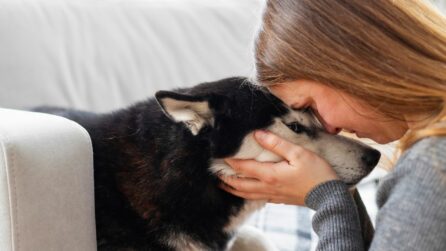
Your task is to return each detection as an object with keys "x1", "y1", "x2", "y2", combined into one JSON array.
[{"x1": 291, "y1": 104, "x2": 311, "y2": 111}]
